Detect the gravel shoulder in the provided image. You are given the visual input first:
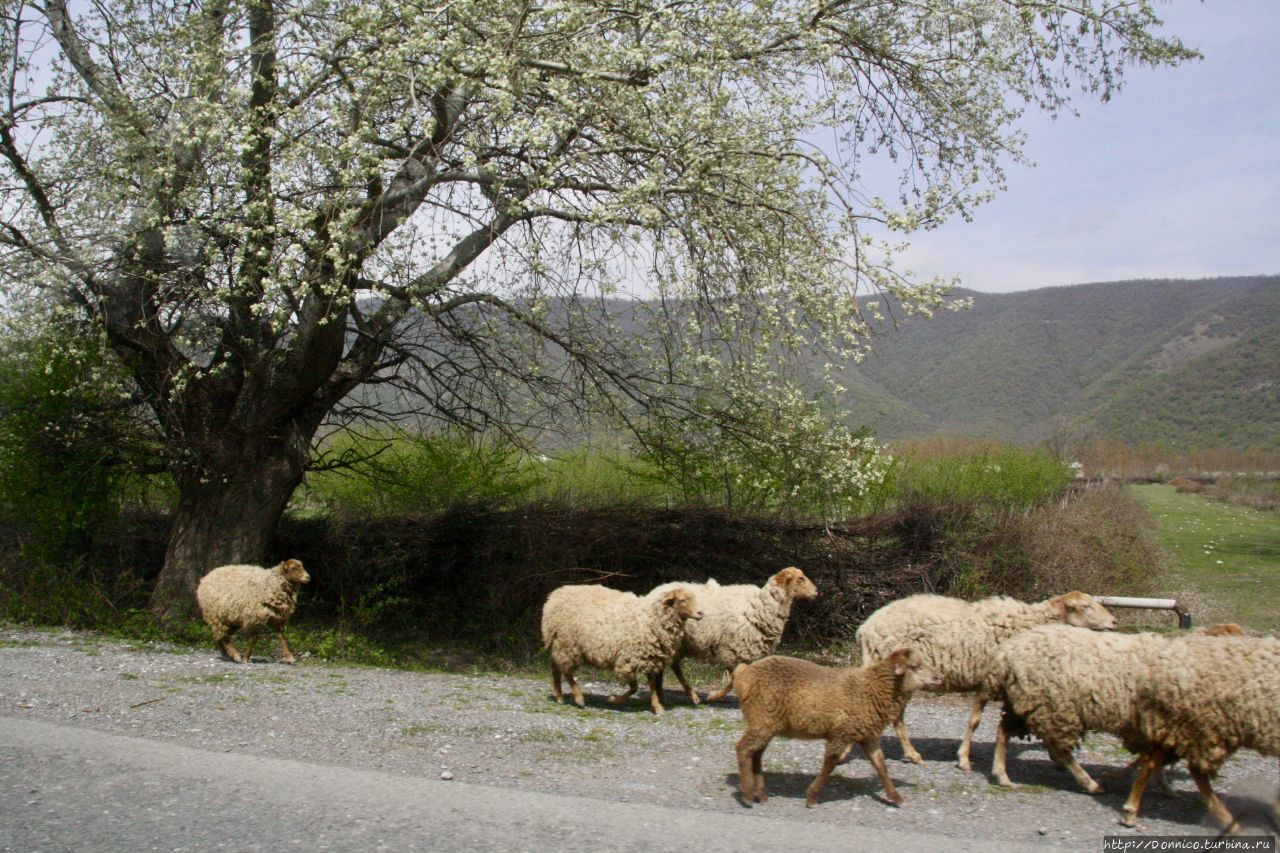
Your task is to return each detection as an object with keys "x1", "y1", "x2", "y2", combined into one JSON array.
[{"x1": 3, "y1": 626, "x2": 1277, "y2": 848}]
